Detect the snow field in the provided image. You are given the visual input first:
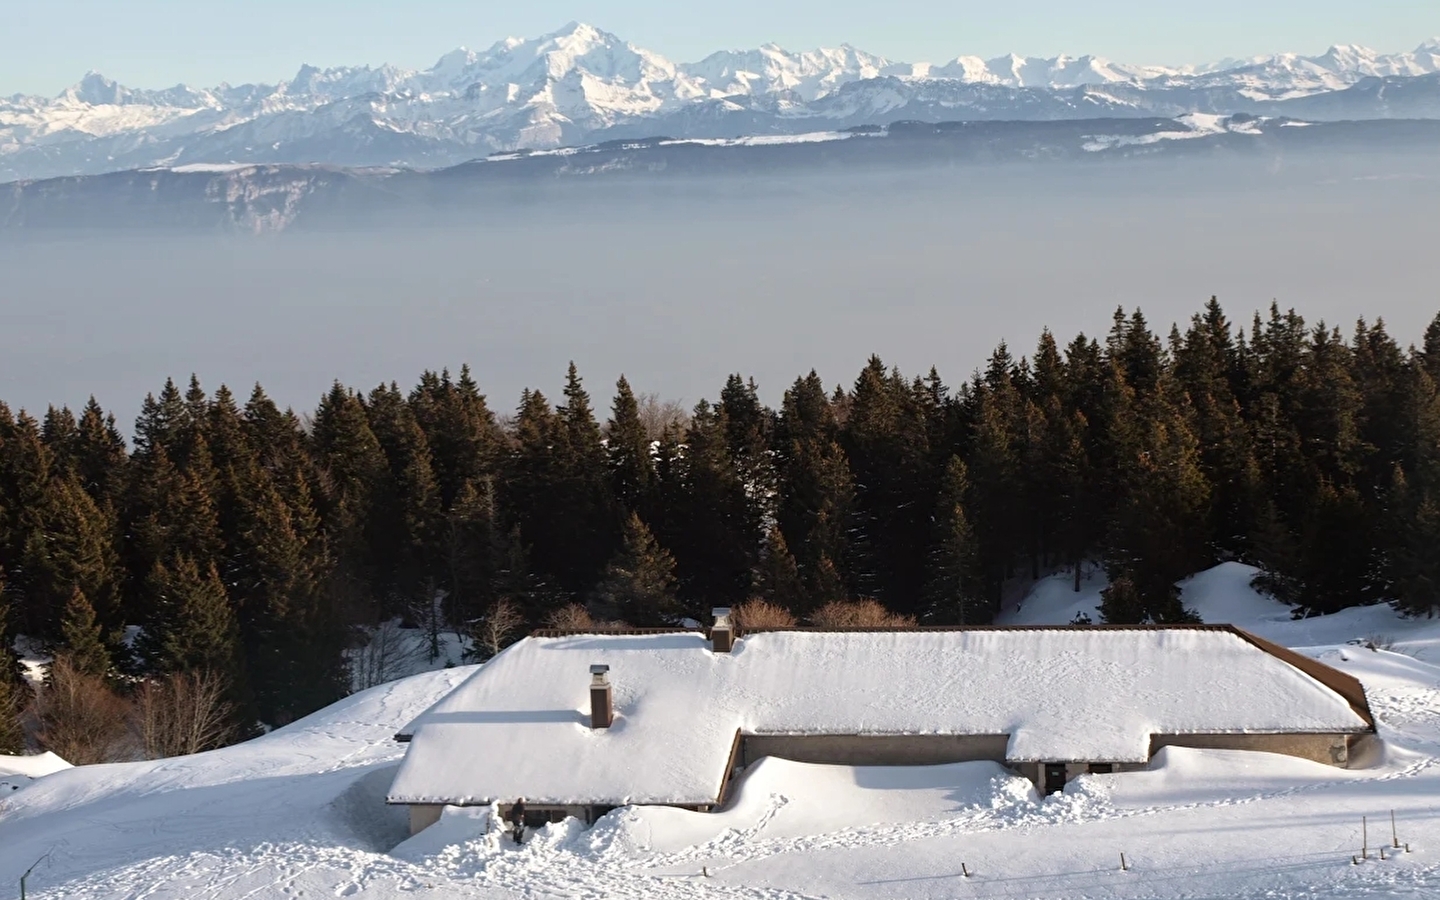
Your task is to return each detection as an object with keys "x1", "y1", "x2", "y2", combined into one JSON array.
[{"x1": 3, "y1": 562, "x2": 1440, "y2": 898}]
